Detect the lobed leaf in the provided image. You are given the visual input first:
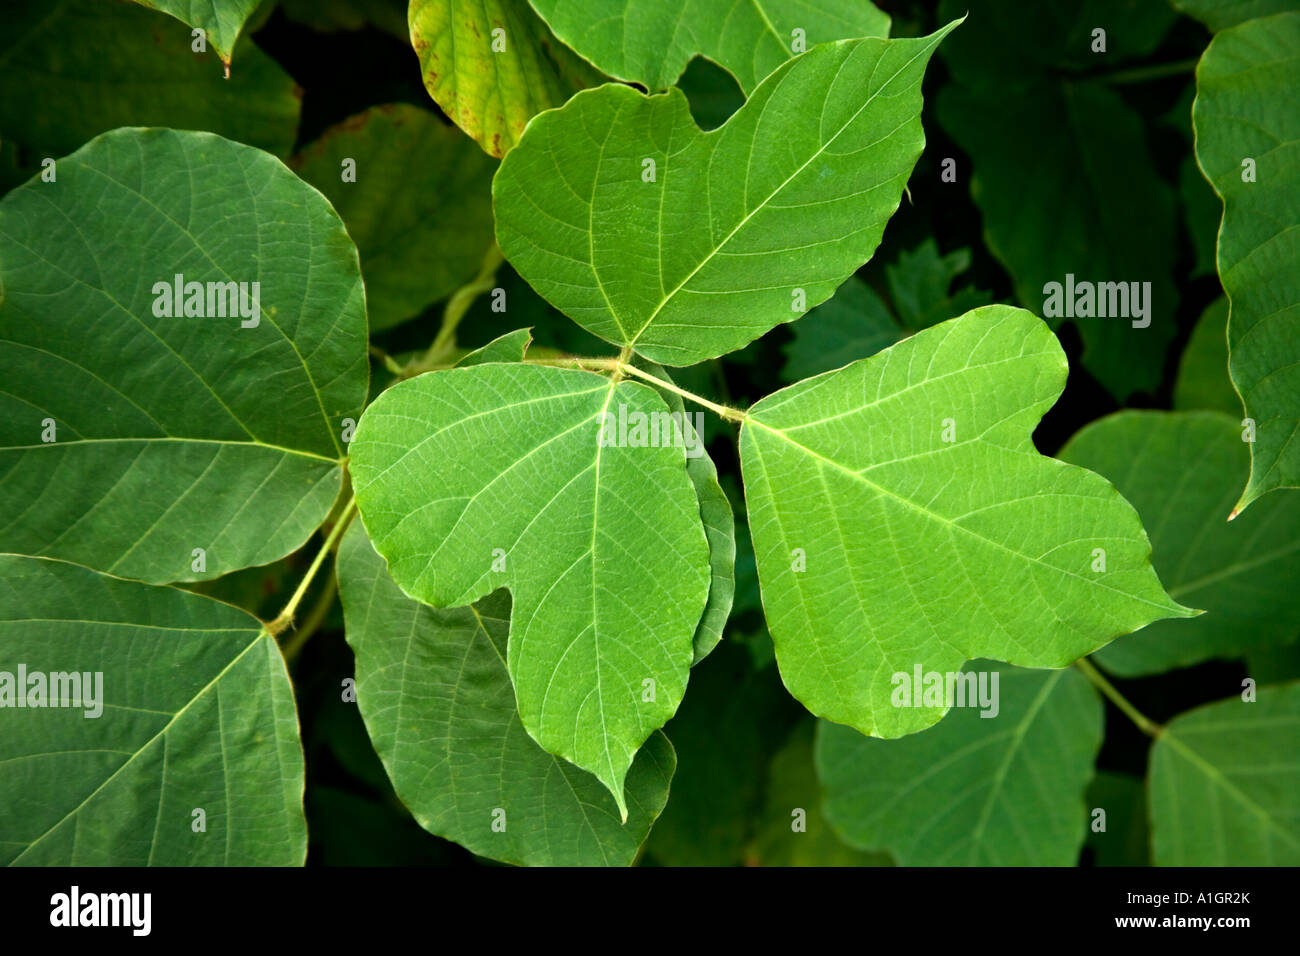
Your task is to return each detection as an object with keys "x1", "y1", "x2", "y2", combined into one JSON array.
[
  {"x1": 348, "y1": 363, "x2": 711, "y2": 814},
  {"x1": 740, "y1": 306, "x2": 1193, "y2": 738},
  {"x1": 494, "y1": 24, "x2": 959, "y2": 366}
]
